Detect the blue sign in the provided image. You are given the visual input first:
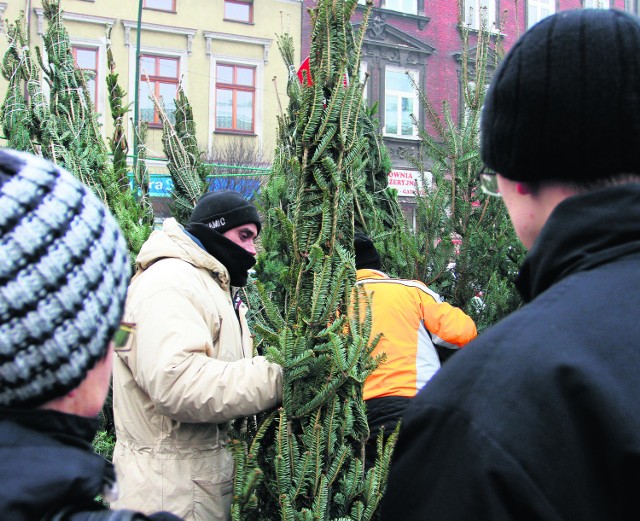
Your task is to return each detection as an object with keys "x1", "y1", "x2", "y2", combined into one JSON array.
[
  {"x1": 208, "y1": 177, "x2": 261, "y2": 198},
  {"x1": 129, "y1": 174, "x2": 261, "y2": 198}
]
